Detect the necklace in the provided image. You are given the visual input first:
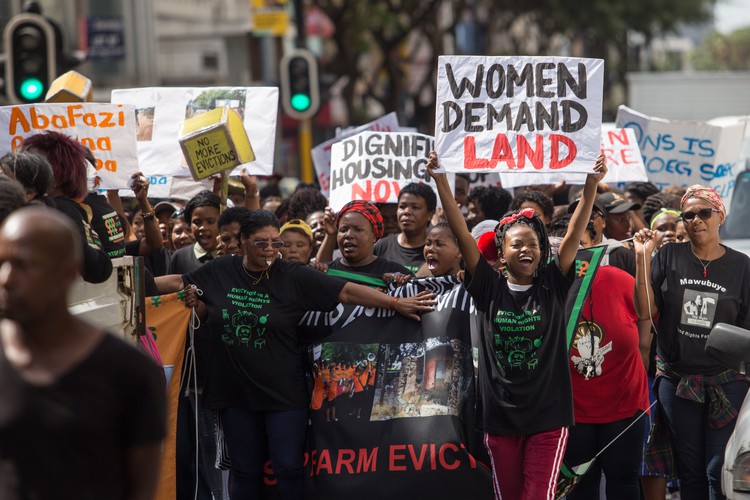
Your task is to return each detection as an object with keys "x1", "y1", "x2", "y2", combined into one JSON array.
[
  {"x1": 242, "y1": 262, "x2": 270, "y2": 285},
  {"x1": 689, "y1": 246, "x2": 714, "y2": 278}
]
